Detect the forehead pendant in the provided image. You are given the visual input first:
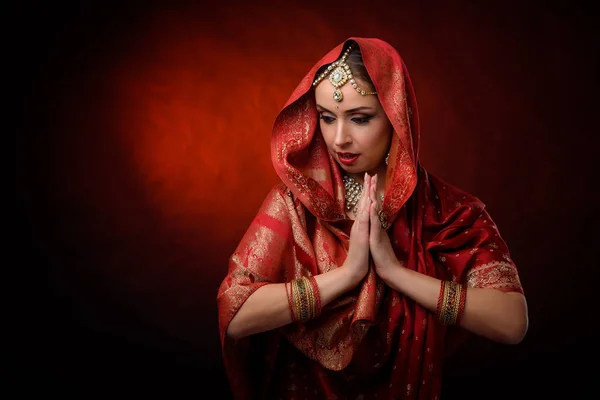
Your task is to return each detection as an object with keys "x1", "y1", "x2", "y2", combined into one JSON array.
[{"x1": 312, "y1": 44, "x2": 377, "y2": 102}]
